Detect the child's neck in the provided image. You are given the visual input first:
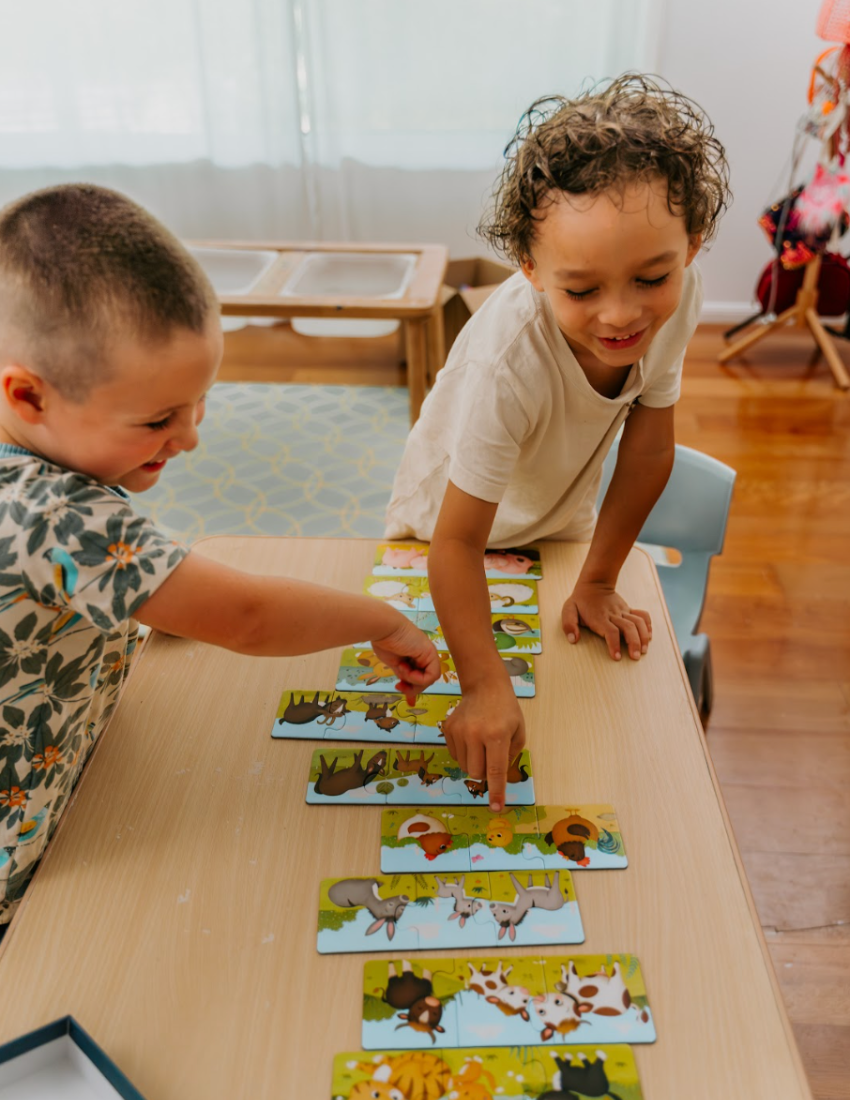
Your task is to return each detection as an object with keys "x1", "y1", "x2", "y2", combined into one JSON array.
[{"x1": 567, "y1": 339, "x2": 633, "y2": 400}]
